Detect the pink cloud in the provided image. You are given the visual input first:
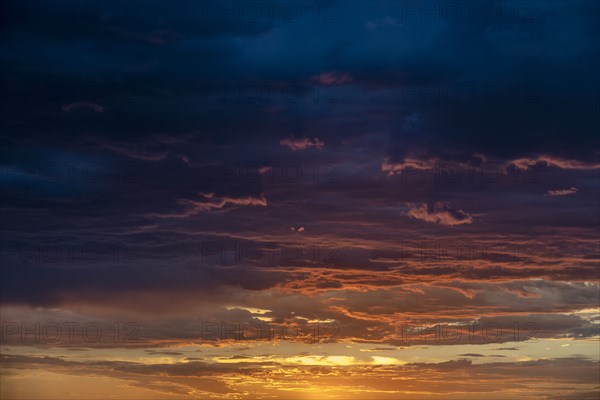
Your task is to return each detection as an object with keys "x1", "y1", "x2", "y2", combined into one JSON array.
[
  {"x1": 152, "y1": 193, "x2": 268, "y2": 218},
  {"x1": 179, "y1": 192, "x2": 267, "y2": 212},
  {"x1": 405, "y1": 202, "x2": 475, "y2": 226},
  {"x1": 545, "y1": 187, "x2": 578, "y2": 197},
  {"x1": 381, "y1": 158, "x2": 439, "y2": 176},
  {"x1": 383, "y1": 155, "x2": 600, "y2": 177},
  {"x1": 280, "y1": 136, "x2": 324, "y2": 151},
  {"x1": 508, "y1": 156, "x2": 600, "y2": 170}
]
